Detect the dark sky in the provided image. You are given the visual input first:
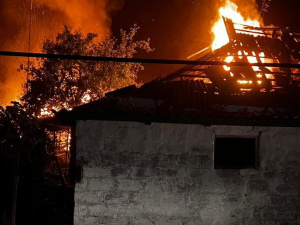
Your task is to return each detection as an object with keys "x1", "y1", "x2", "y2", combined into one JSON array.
[
  {"x1": 111, "y1": 0, "x2": 218, "y2": 82},
  {"x1": 111, "y1": 0, "x2": 300, "y2": 83},
  {"x1": 263, "y1": 0, "x2": 300, "y2": 28},
  {"x1": 1, "y1": 0, "x2": 300, "y2": 105}
]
